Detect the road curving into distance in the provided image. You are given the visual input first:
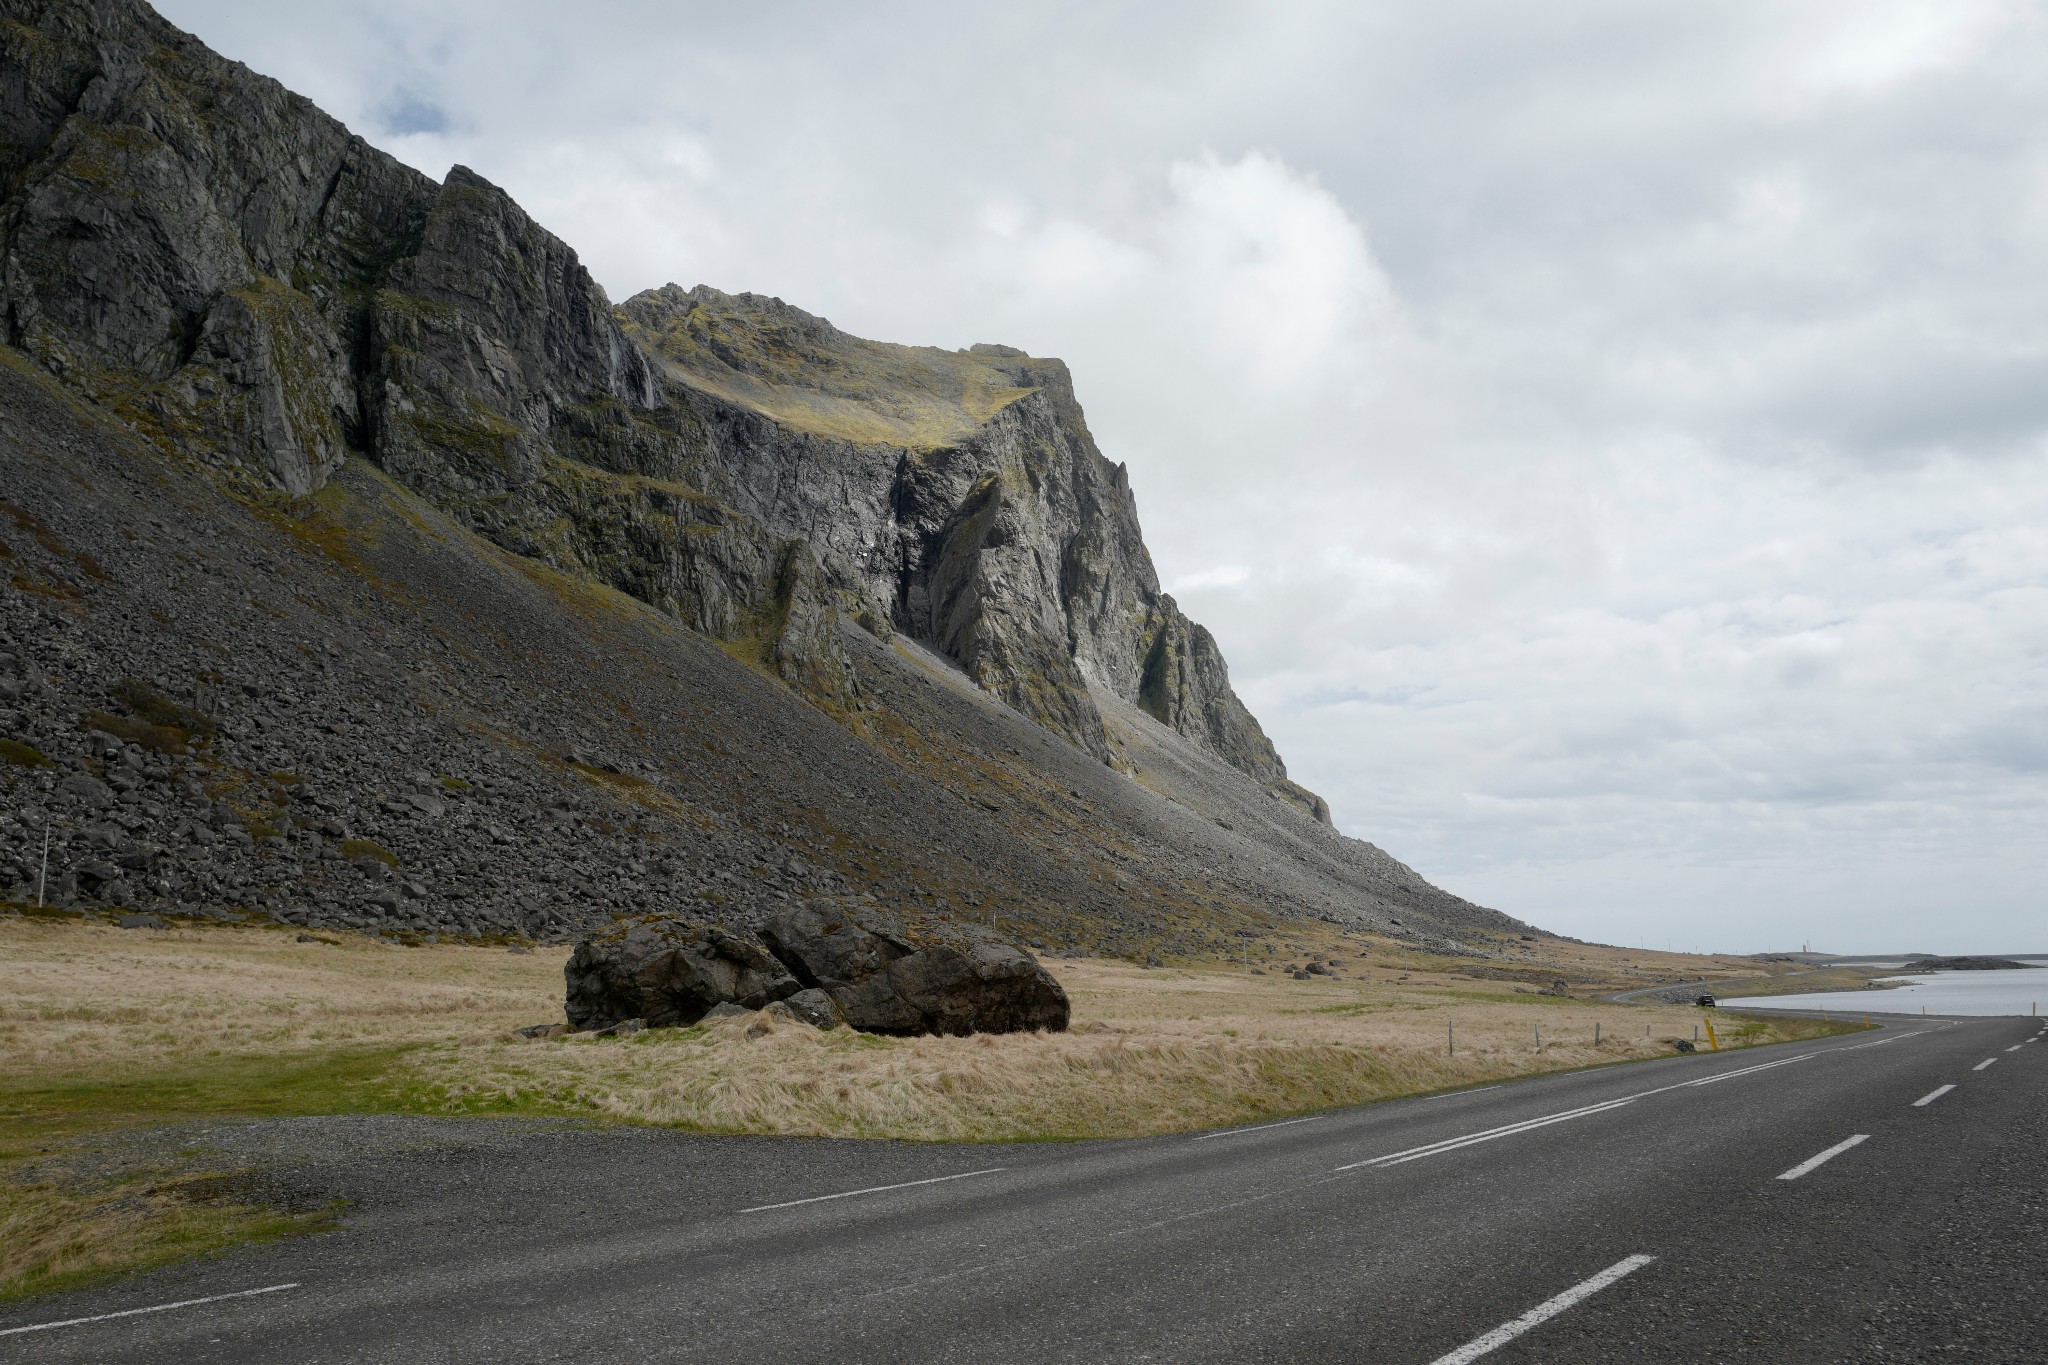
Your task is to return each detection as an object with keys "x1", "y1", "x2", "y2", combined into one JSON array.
[{"x1": 5, "y1": 1014, "x2": 2044, "y2": 1363}]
